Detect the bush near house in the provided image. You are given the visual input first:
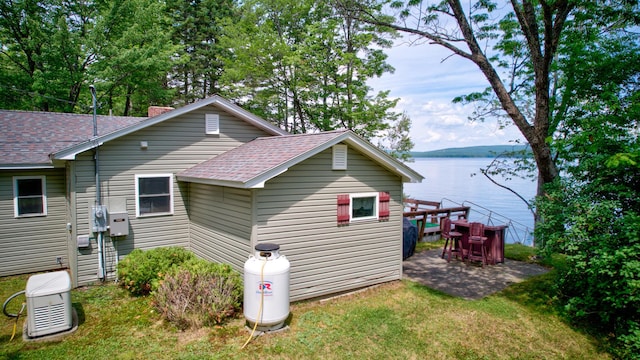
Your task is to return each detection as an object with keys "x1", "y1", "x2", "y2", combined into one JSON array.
[
  {"x1": 117, "y1": 247, "x2": 195, "y2": 295},
  {"x1": 152, "y1": 258, "x2": 243, "y2": 329},
  {"x1": 117, "y1": 248, "x2": 243, "y2": 329}
]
